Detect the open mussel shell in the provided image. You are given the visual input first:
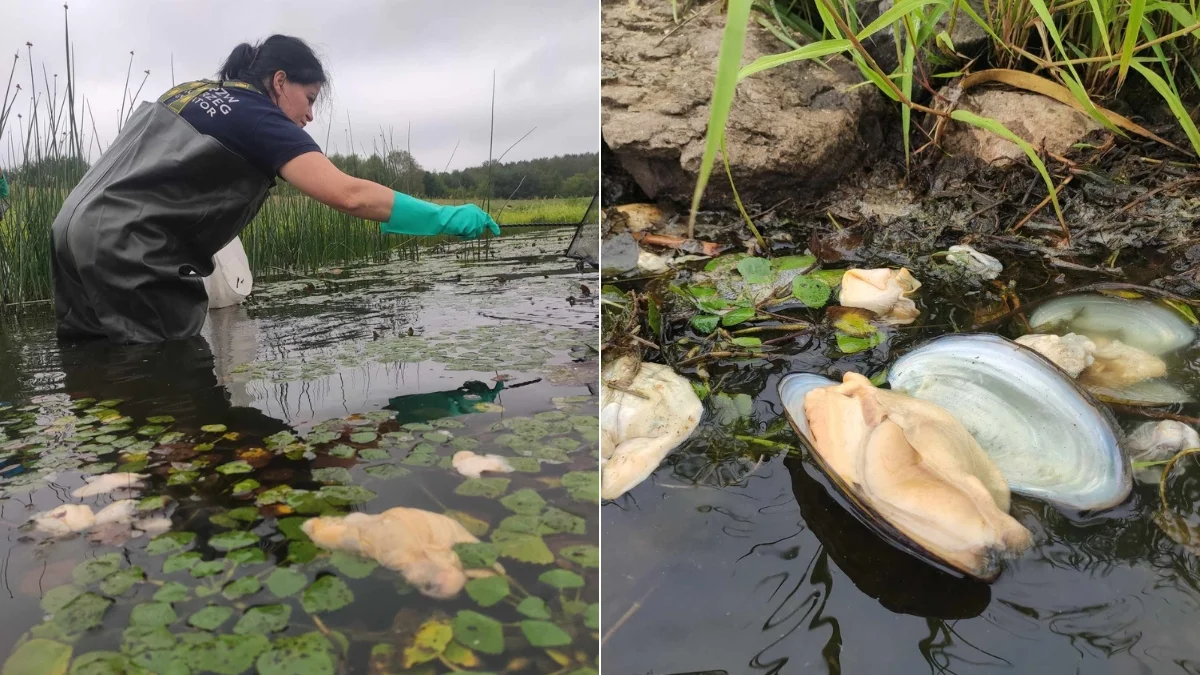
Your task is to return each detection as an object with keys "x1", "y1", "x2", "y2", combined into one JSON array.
[
  {"x1": 888, "y1": 333, "x2": 1131, "y2": 512},
  {"x1": 1028, "y1": 293, "x2": 1196, "y2": 356},
  {"x1": 777, "y1": 373, "x2": 1007, "y2": 582}
]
